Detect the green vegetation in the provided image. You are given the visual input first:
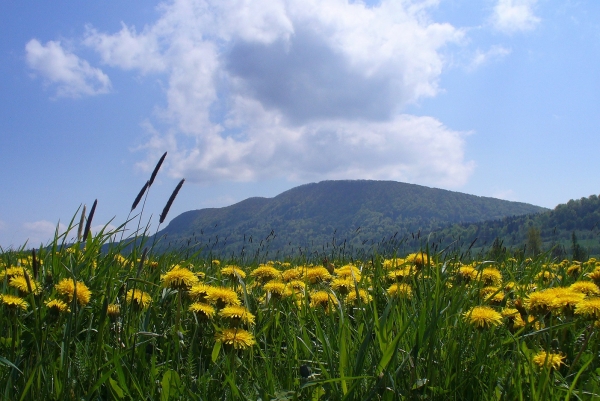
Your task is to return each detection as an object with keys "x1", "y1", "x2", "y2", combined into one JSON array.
[{"x1": 155, "y1": 180, "x2": 547, "y2": 258}]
